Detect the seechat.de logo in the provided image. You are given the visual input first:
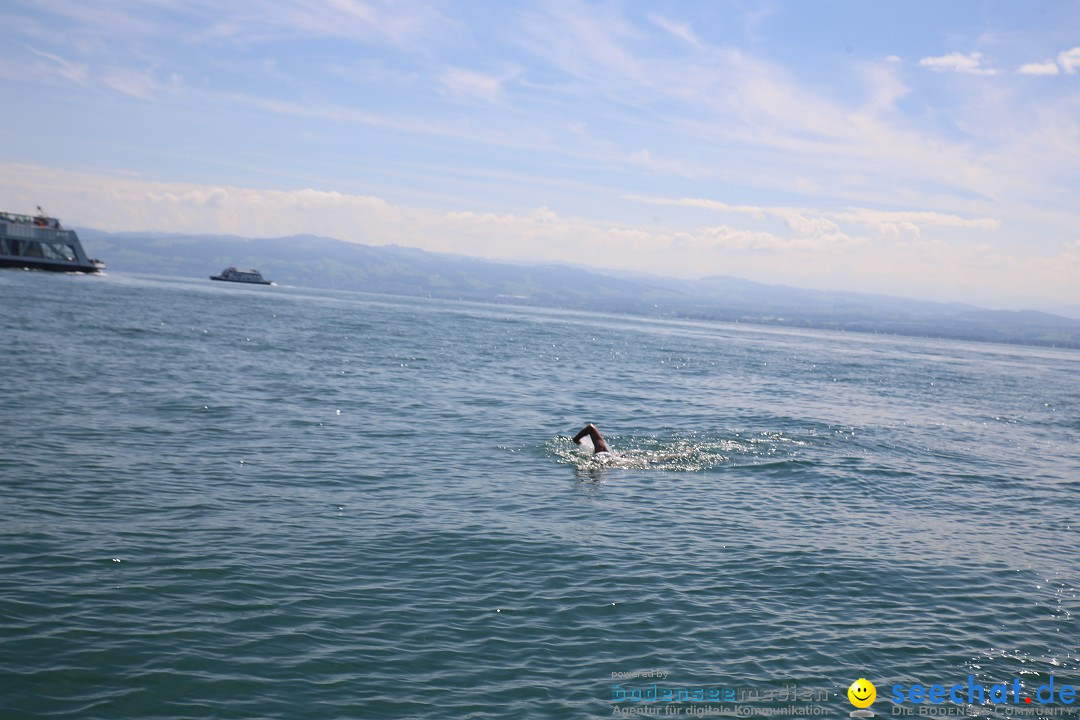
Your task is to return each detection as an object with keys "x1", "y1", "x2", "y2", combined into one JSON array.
[{"x1": 848, "y1": 678, "x2": 877, "y2": 717}]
